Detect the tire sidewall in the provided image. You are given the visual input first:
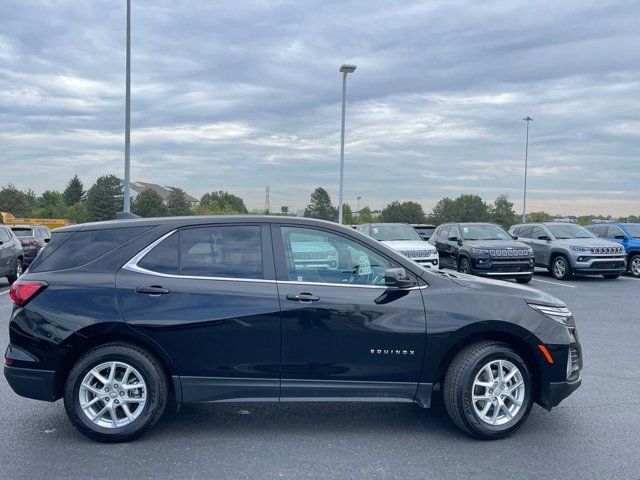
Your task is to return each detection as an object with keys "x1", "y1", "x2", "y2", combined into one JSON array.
[
  {"x1": 629, "y1": 255, "x2": 640, "y2": 277},
  {"x1": 458, "y1": 347, "x2": 533, "y2": 438},
  {"x1": 552, "y1": 256, "x2": 570, "y2": 280},
  {"x1": 64, "y1": 347, "x2": 162, "y2": 442},
  {"x1": 458, "y1": 257, "x2": 471, "y2": 274}
]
